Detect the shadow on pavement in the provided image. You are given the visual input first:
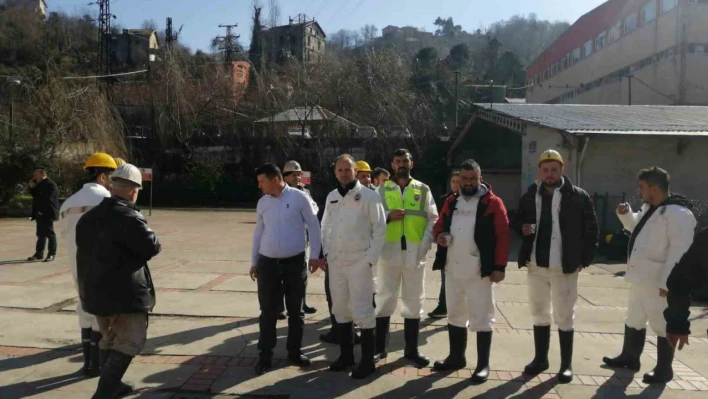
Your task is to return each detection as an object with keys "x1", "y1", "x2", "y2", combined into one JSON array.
[
  {"x1": 0, "y1": 371, "x2": 86, "y2": 398},
  {"x1": 0, "y1": 259, "x2": 35, "y2": 266},
  {"x1": 0, "y1": 344, "x2": 79, "y2": 373}
]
